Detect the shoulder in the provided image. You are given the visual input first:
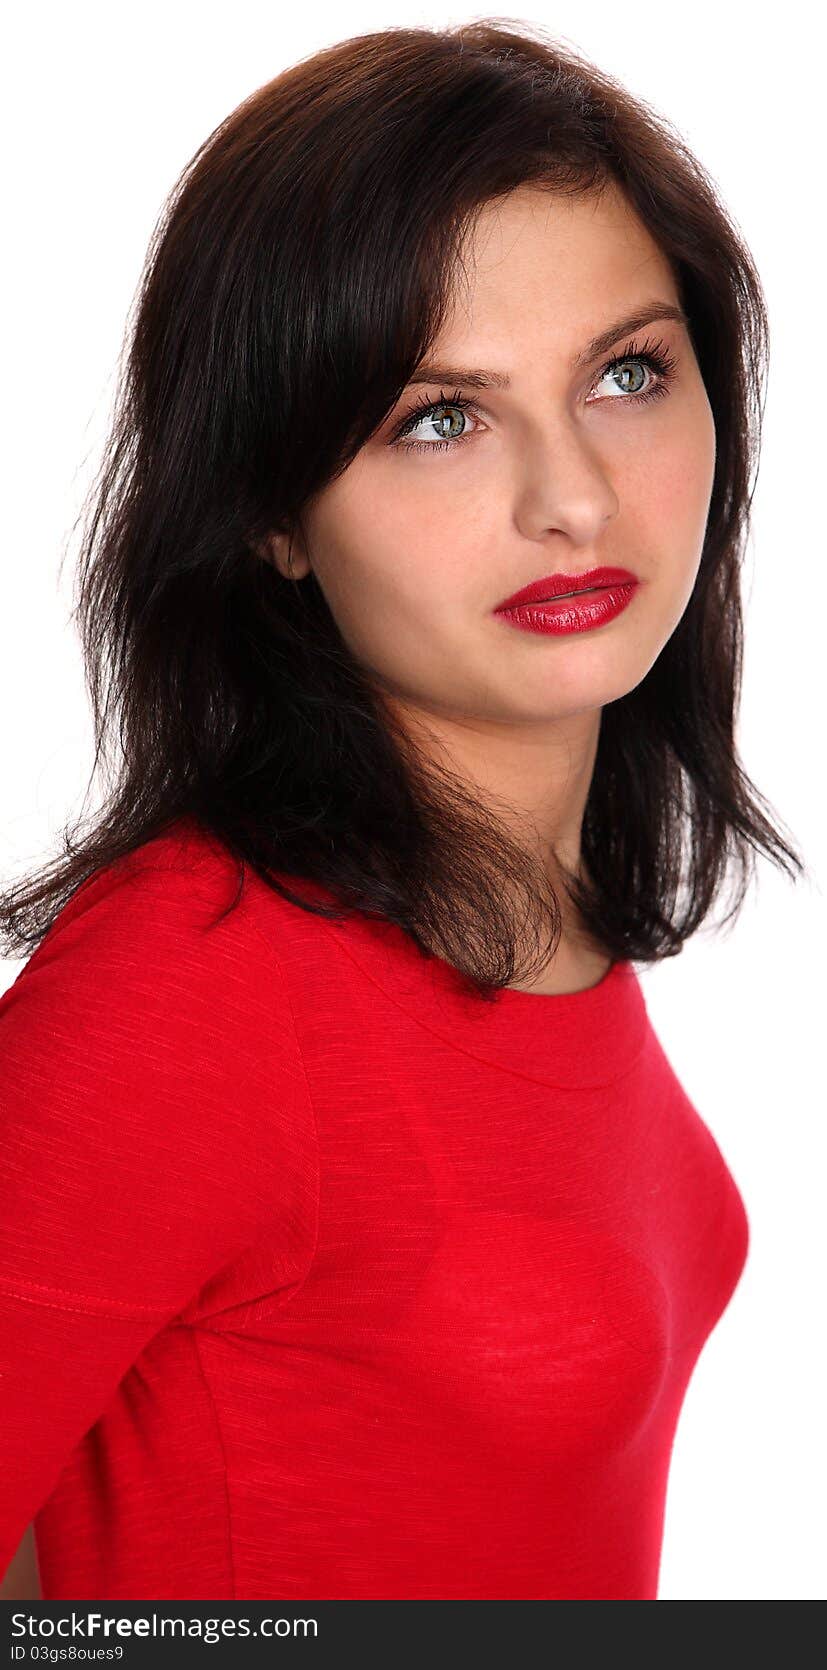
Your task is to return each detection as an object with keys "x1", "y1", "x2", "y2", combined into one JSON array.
[
  {"x1": 26, "y1": 815, "x2": 281, "y2": 962},
  {"x1": 0, "y1": 814, "x2": 319, "y2": 1318},
  {"x1": 48, "y1": 814, "x2": 240, "y2": 927},
  {"x1": 0, "y1": 812, "x2": 315, "y2": 1179},
  {"x1": 1, "y1": 816, "x2": 297, "y2": 1039}
]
